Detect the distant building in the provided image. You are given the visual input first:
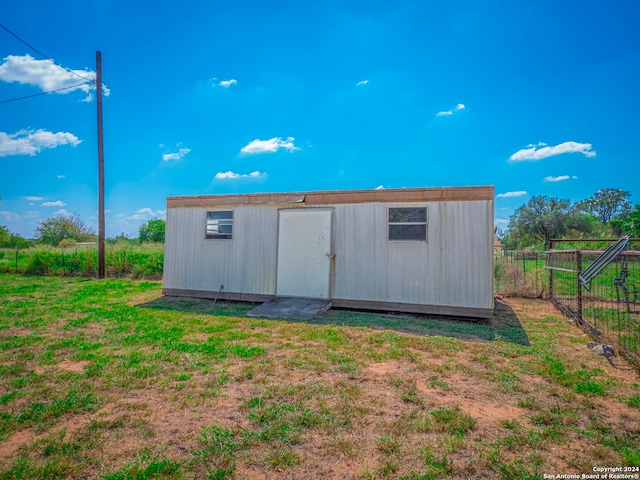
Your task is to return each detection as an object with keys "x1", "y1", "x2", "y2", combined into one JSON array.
[{"x1": 494, "y1": 237, "x2": 504, "y2": 256}]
